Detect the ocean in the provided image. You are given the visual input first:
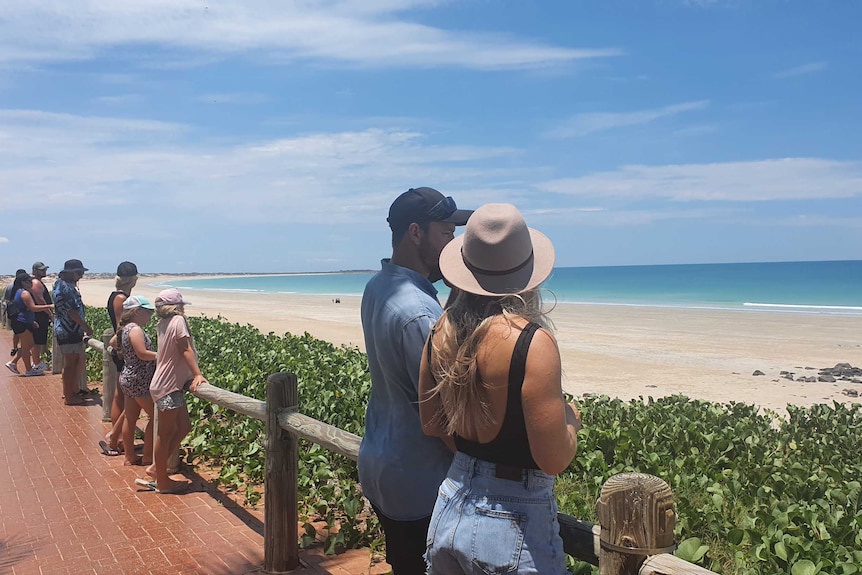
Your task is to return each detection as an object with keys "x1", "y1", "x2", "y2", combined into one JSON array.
[{"x1": 158, "y1": 260, "x2": 862, "y2": 316}]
